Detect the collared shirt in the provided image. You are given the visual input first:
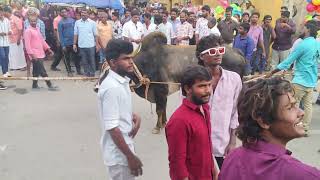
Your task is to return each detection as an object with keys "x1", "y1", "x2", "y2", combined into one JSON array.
[
  {"x1": 277, "y1": 37, "x2": 320, "y2": 88},
  {"x1": 168, "y1": 18, "x2": 181, "y2": 36},
  {"x1": 166, "y1": 98, "x2": 213, "y2": 180},
  {"x1": 218, "y1": 19, "x2": 238, "y2": 44},
  {"x1": 233, "y1": 34, "x2": 255, "y2": 61},
  {"x1": 74, "y1": 18, "x2": 97, "y2": 48},
  {"x1": 272, "y1": 19, "x2": 296, "y2": 51},
  {"x1": 0, "y1": 17, "x2": 11, "y2": 47},
  {"x1": 209, "y1": 68, "x2": 242, "y2": 157},
  {"x1": 219, "y1": 140, "x2": 320, "y2": 180},
  {"x1": 24, "y1": 26, "x2": 50, "y2": 59},
  {"x1": 97, "y1": 70, "x2": 134, "y2": 166},
  {"x1": 142, "y1": 23, "x2": 157, "y2": 37},
  {"x1": 110, "y1": 20, "x2": 122, "y2": 39},
  {"x1": 195, "y1": 17, "x2": 210, "y2": 39},
  {"x1": 24, "y1": 19, "x2": 46, "y2": 40},
  {"x1": 158, "y1": 22, "x2": 174, "y2": 45},
  {"x1": 97, "y1": 21, "x2": 113, "y2": 48},
  {"x1": 58, "y1": 17, "x2": 75, "y2": 48},
  {"x1": 248, "y1": 24, "x2": 264, "y2": 51},
  {"x1": 176, "y1": 21, "x2": 193, "y2": 45},
  {"x1": 122, "y1": 20, "x2": 144, "y2": 50},
  {"x1": 8, "y1": 15, "x2": 22, "y2": 43}
]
